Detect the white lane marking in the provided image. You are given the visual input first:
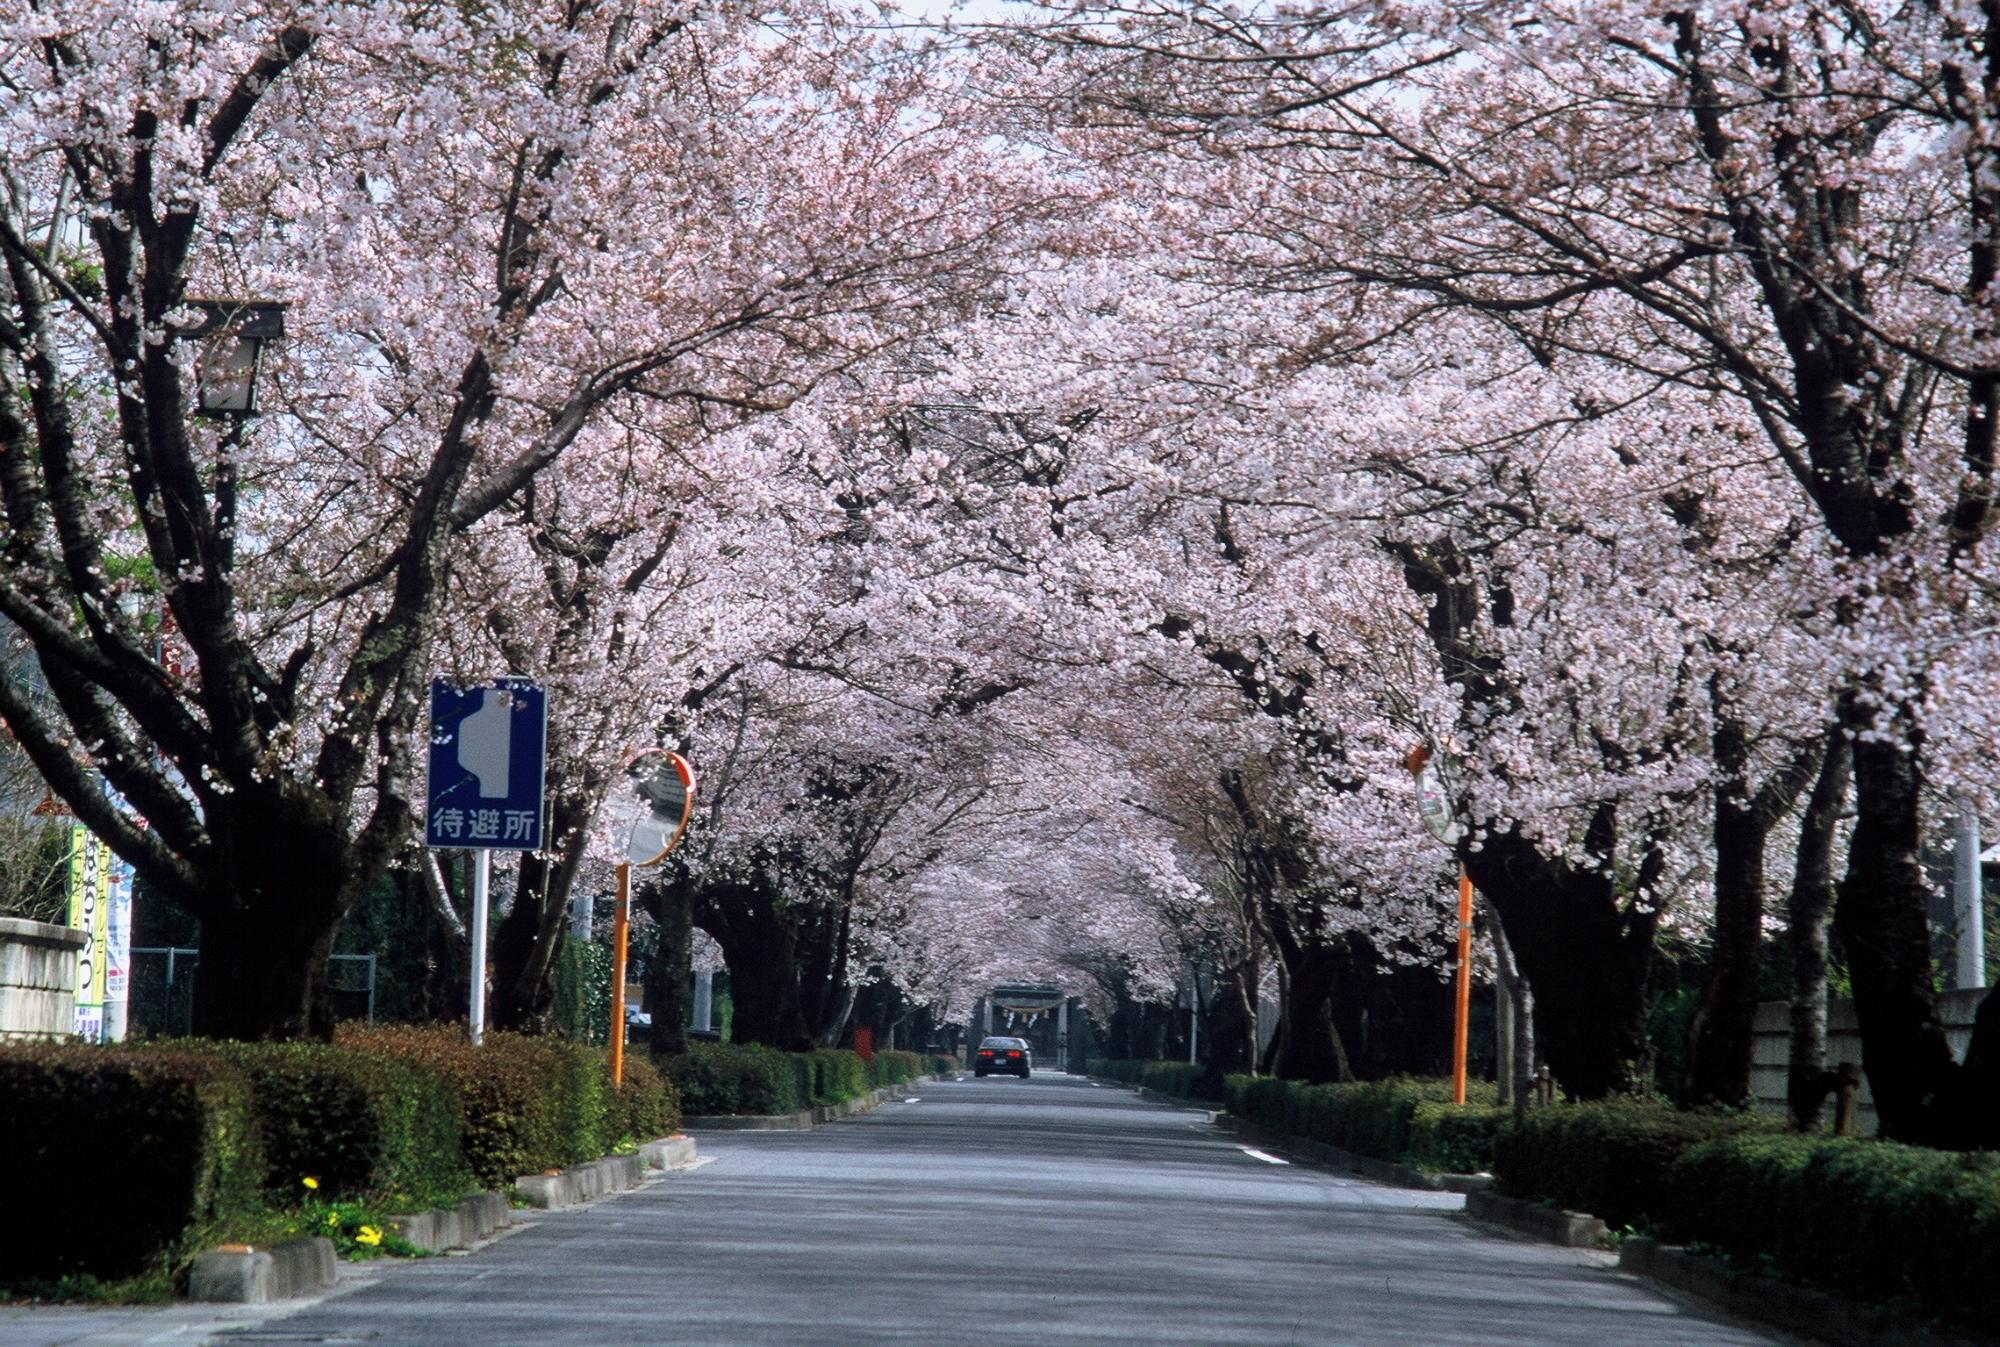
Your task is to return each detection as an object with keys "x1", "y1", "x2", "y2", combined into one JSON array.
[
  {"x1": 1240, "y1": 1147, "x2": 1290, "y2": 1165},
  {"x1": 902, "y1": 1097, "x2": 921, "y2": 1104},
  {"x1": 1089, "y1": 1082, "x2": 1101, "y2": 1087}
]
